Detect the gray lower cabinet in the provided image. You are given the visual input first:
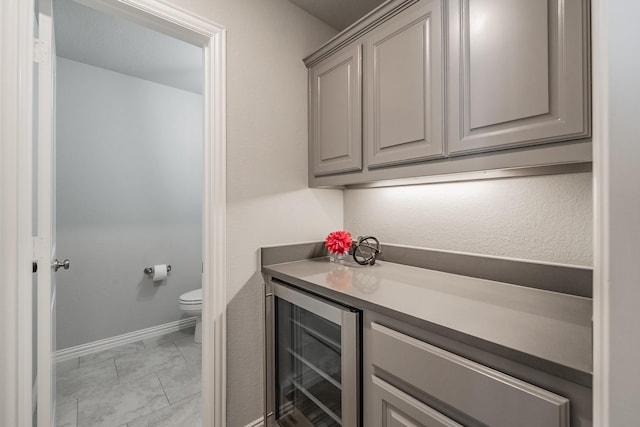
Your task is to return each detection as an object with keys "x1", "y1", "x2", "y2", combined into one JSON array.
[
  {"x1": 371, "y1": 375, "x2": 463, "y2": 427},
  {"x1": 367, "y1": 322, "x2": 572, "y2": 427},
  {"x1": 309, "y1": 43, "x2": 362, "y2": 177},
  {"x1": 364, "y1": 0, "x2": 445, "y2": 168},
  {"x1": 447, "y1": 0, "x2": 590, "y2": 155}
]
